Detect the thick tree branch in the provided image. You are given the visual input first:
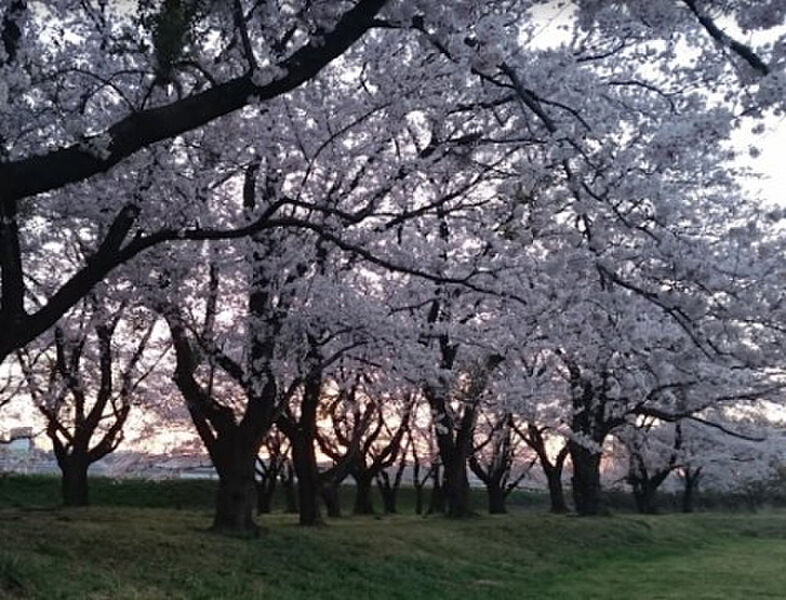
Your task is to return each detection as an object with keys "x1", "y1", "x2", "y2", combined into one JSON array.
[
  {"x1": 637, "y1": 406, "x2": 766, "y2": 442},
  {"x1": 0, "y1": 201, "x2": 24, "y2": 320},
  {"x1": 0, "y1": 0, "x2": 388, "y2": 203},
  {"x1": 1, "y1": 0, "x2": 25, "y2": 66},
  {"x1": 682, "y1": 0, "x2": 770, "y2": 77}
]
